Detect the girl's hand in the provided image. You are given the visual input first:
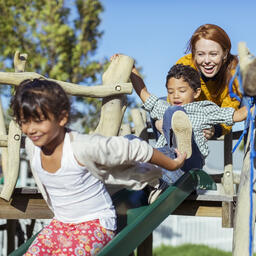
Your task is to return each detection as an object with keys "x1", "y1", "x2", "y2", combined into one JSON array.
[
  {"x1": 155, "y1": 119, "x2": 164, "y2": 134},
  {"x1": 173, "y1": 148, "x2": 187, "y2": 169},
  {"x1": 203, "y1": 126, "x2": 215, "y2": 140}
]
